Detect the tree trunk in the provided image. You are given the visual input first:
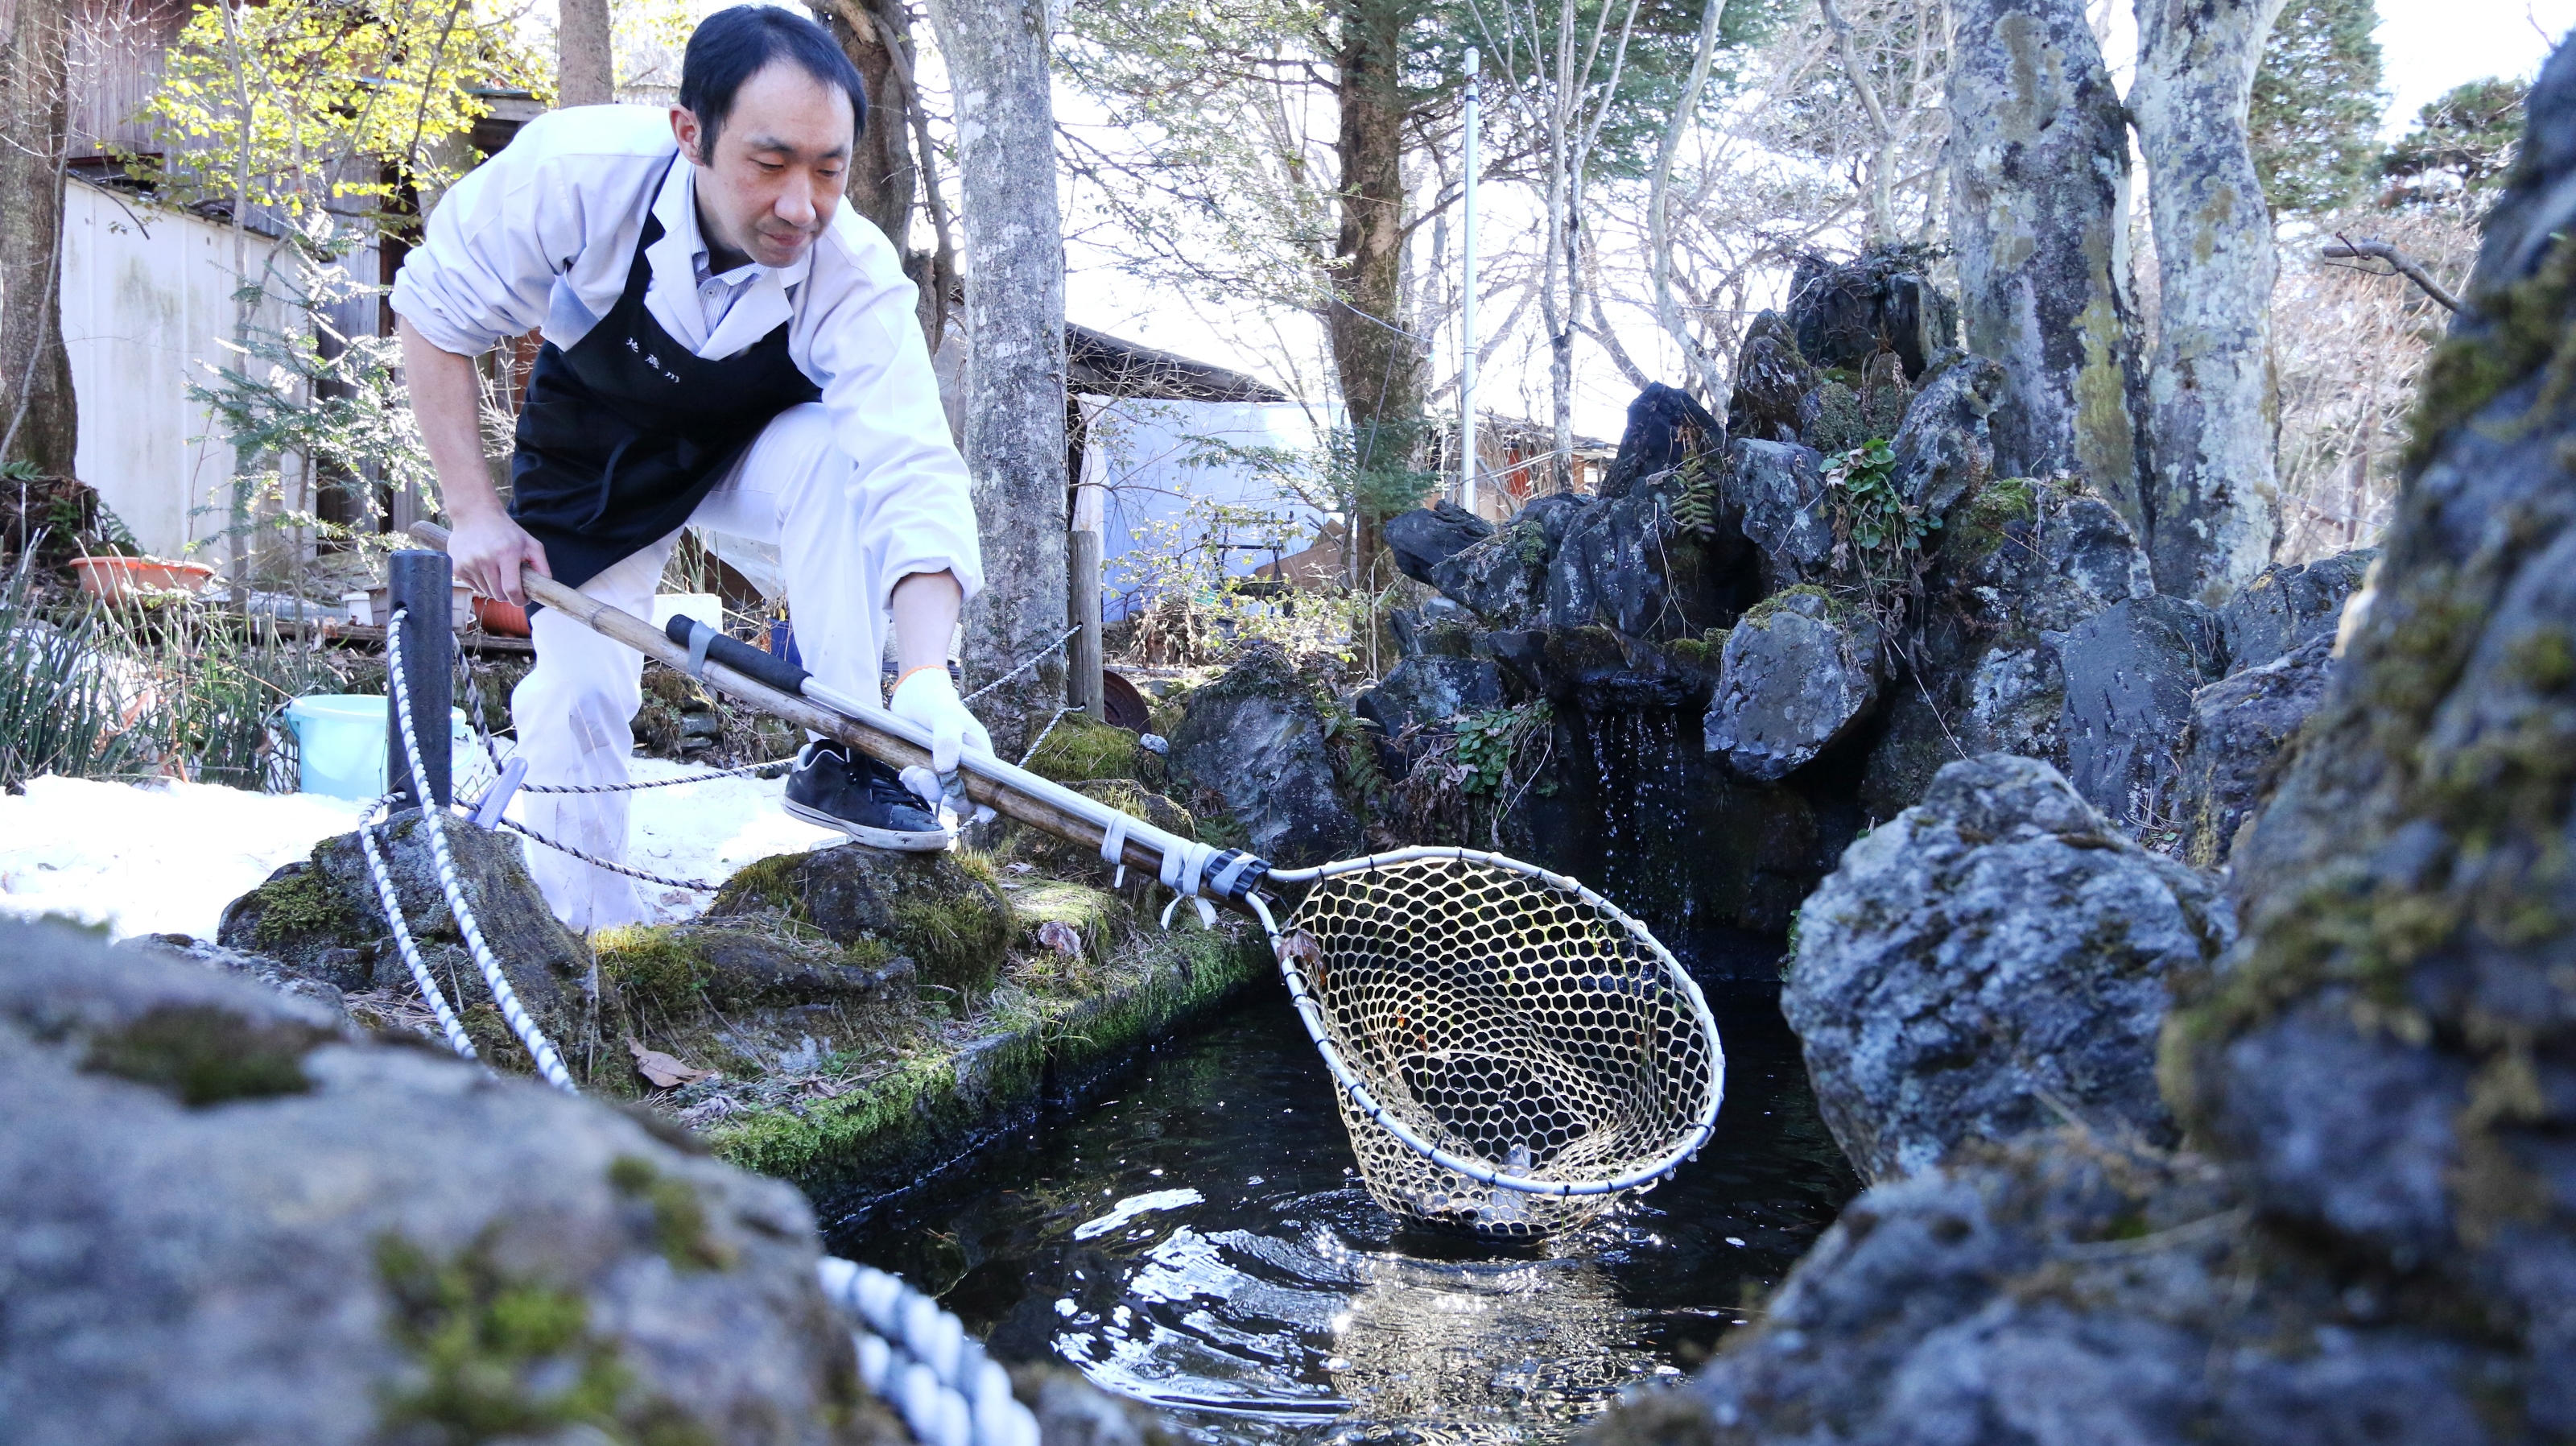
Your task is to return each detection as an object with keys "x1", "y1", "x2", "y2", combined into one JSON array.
[
  {"x1": 815, "y1": 0, "x2": 917, "y2": 245},
  {"x1": 0, "y1": 0, "x2": 76, "y2": 476},
  {"x1": 557, "y1": 0, "x2": 615, "y2": 107},
  {"x1": 1946, "y1": 0, "x2": 2149, "y2": 532},
  {"x1": 923, "y1": 0, "x2": 1067, "y2": 758},
  {"x1": 1328, "y1": 0, "x2": 1420, "y2": 576},
  {"x1": 2132, "y1": 0, "x2": 2289, "y2": 603}
]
